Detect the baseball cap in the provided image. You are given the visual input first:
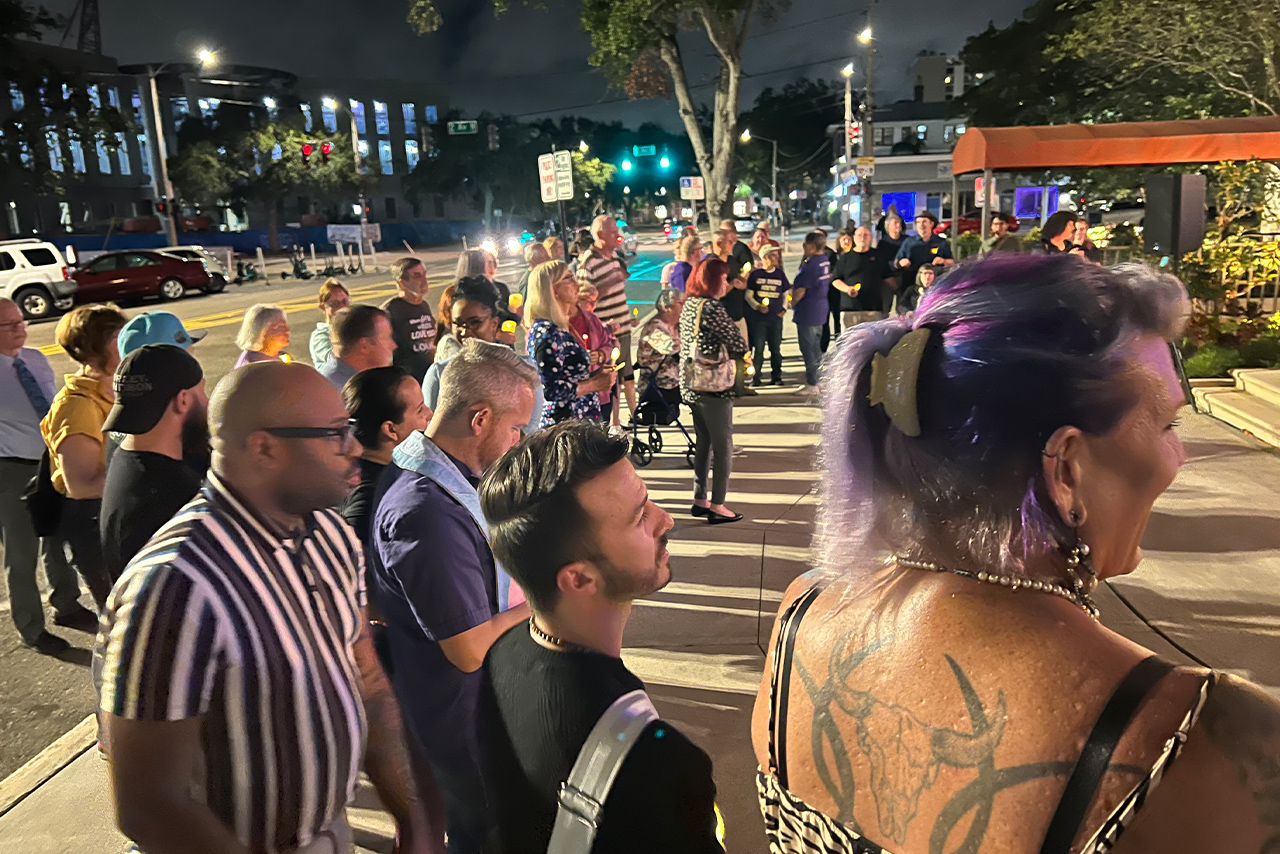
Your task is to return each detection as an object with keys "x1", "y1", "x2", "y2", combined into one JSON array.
[
  {"x1": 104, "y1": 345, "x2": 204, "y2": 435},
  {"x1": 760, "y1": 244, "x2": 782, "y2": 258},
  {"x1": 117, "y1": 311, "x2": 206, "y2": 355}
]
